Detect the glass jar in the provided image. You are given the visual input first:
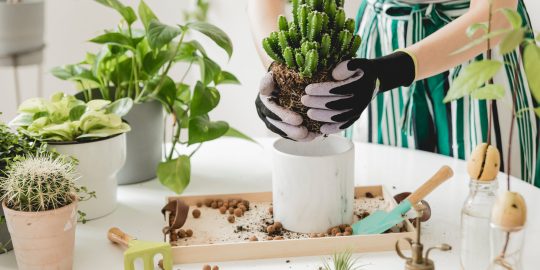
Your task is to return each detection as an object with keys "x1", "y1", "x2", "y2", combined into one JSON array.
[
  {"x1": 487, "y1": 221, "x2": 526, "y2": 269},
  {"x1": 460, "y1": 179, "x2": 499, "y2": 270}
]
